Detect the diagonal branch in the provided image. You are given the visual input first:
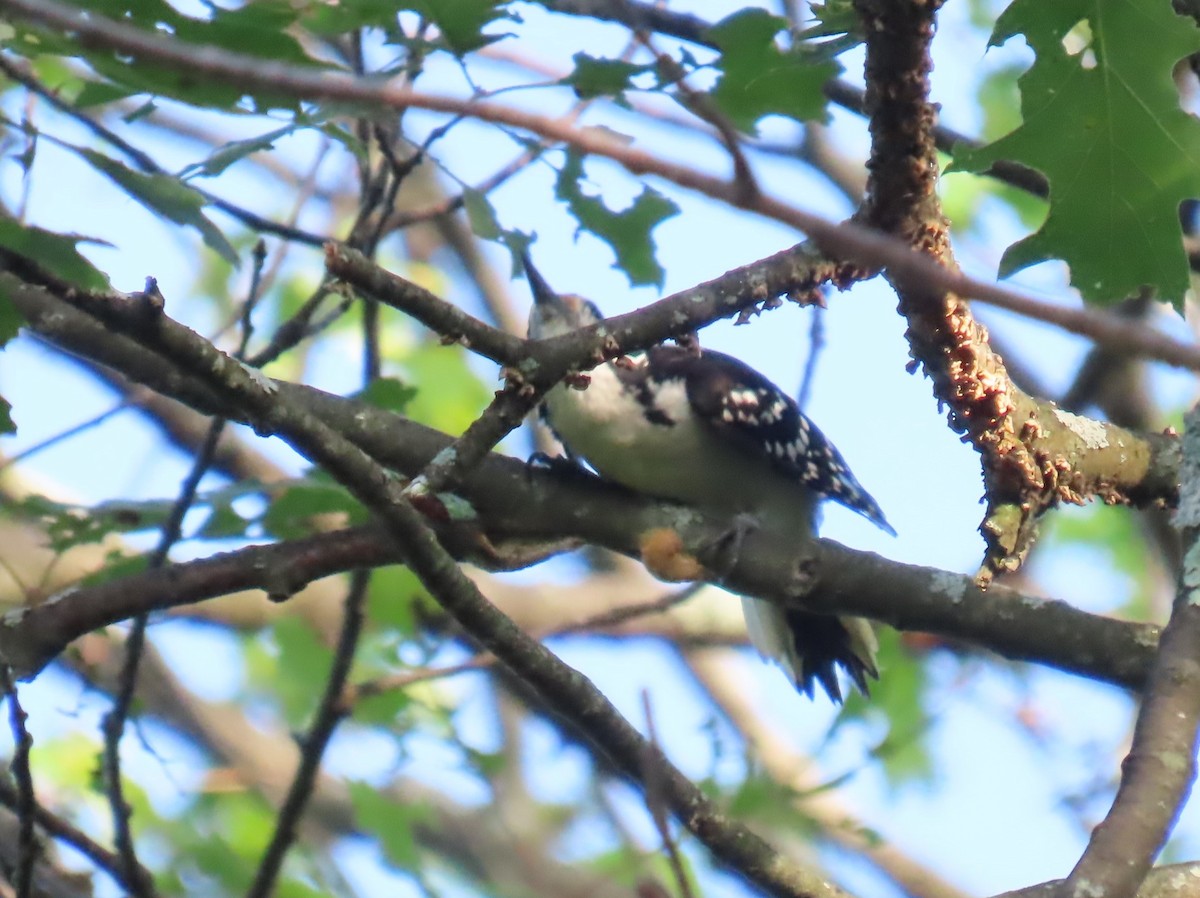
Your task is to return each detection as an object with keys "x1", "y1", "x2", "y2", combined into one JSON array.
[
  {"x1": 1052, "y1": 406, "x2": 1200, "y2": 898},
  {"x1": 5, "y1": 248, "x2": 858, "y2": 898}
]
